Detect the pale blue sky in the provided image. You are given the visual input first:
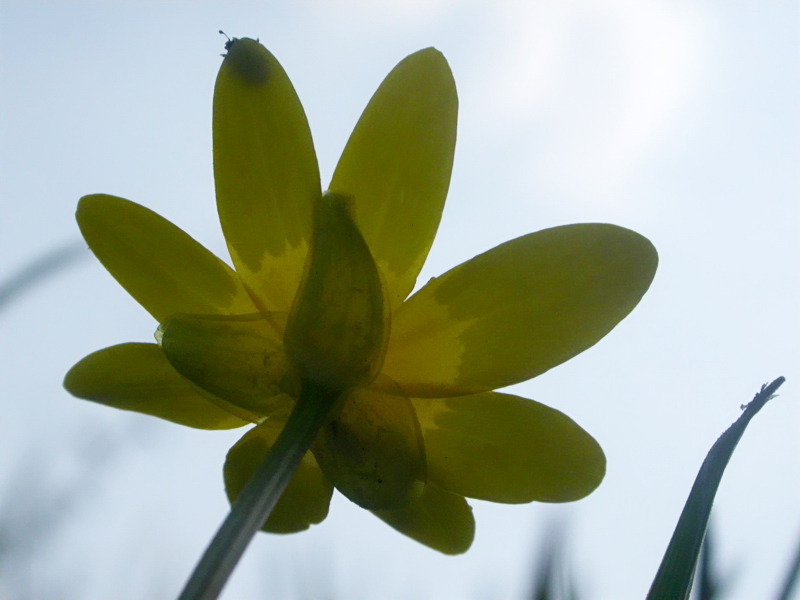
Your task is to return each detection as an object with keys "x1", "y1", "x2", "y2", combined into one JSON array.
[{"x1": 1, "y1": 2, "x2": 798, "y2": 599}]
